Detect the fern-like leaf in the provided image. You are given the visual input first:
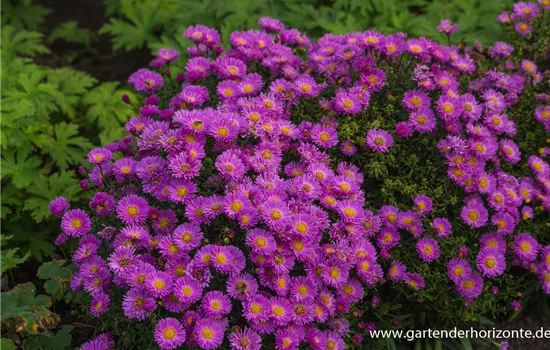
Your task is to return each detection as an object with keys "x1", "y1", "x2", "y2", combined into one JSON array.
[
  {"x1": 23, "y1": 172, "x2": 81, "y2": 222},
  {"x1": 36, "y1": 123, "x2": 93, "y2": 171},
  {"x1": 1, "y1": 25, "x2": 49, "y2": 59},
  {"x1": 1, "y1": 146, "x2": 42, "y2": 189},
  {"x1": 82, "y1": 82, "x2": 136, "y2": 129}
]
